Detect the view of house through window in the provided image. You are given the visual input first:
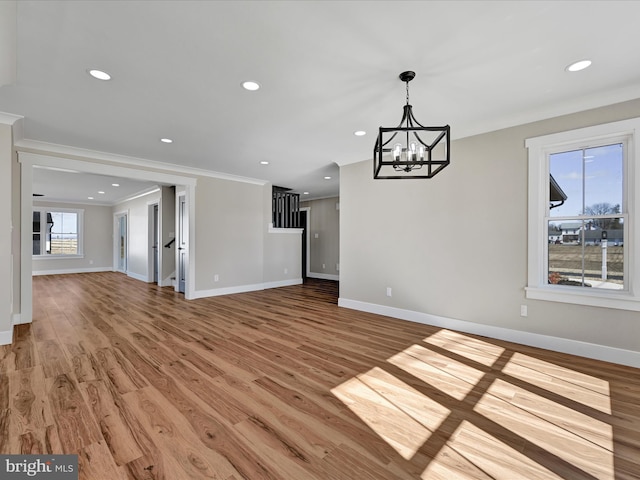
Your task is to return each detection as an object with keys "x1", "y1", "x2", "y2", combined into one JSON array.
[
  {"x1": 547, "y1": 143, "x2": 625, "y2": 289},
  {"x1": 32, "y1": 209, "x2": 82, "y2": 256}
]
